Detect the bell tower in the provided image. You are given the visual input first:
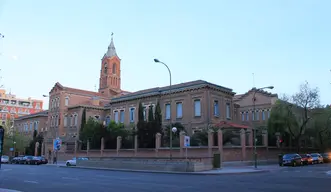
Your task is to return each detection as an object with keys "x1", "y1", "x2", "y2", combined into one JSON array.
[{"x1": 98, "y1": 33, "x2": 121, "y2": 97}]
